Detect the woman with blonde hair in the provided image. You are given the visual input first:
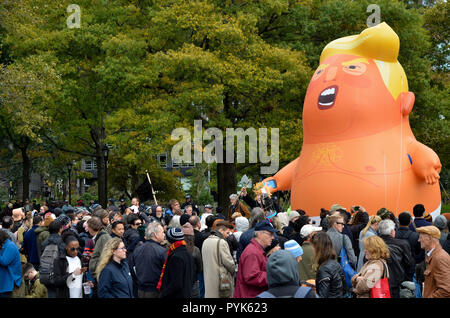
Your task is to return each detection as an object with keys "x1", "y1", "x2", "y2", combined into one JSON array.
[
  {"x1": 357, "y1": 215, "x2": 382, "y2": 271},
  {"x1": 351, "y1": 235, "x2": 390, "y2": 298},
  {"x1": 97, "y1": 237, "x2": 134, "y2": 298}
]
